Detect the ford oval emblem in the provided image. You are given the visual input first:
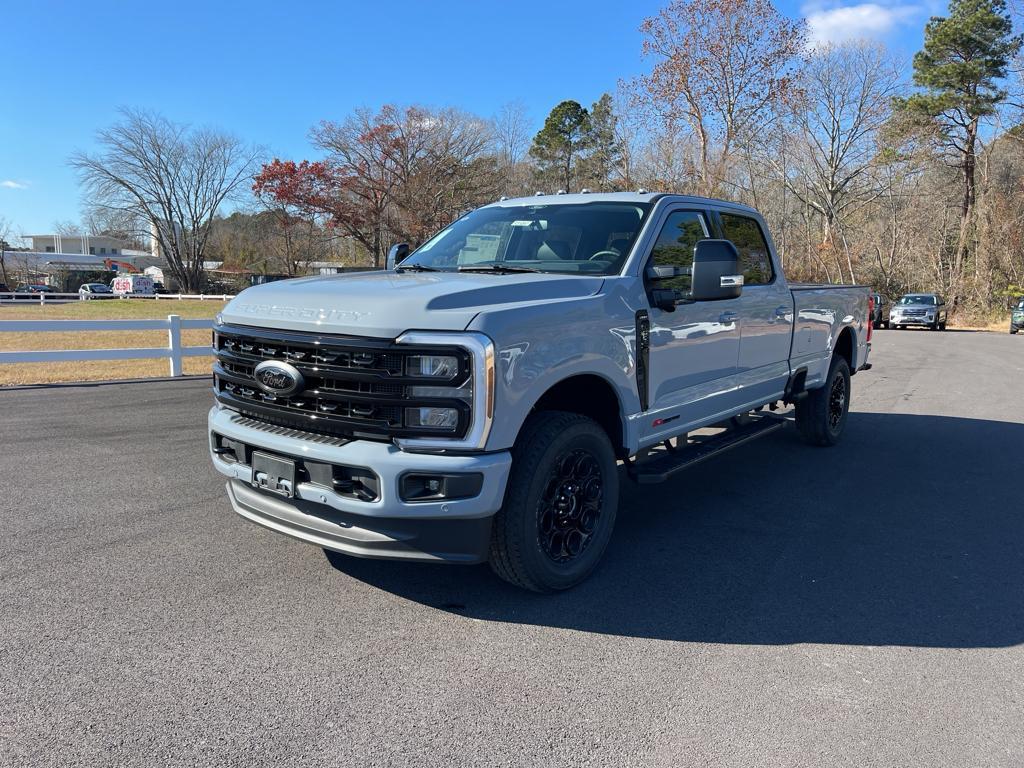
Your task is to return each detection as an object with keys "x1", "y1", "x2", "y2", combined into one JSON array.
[{"x1": 253, "y1": 360, "x2": 304, "y2": 397}]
